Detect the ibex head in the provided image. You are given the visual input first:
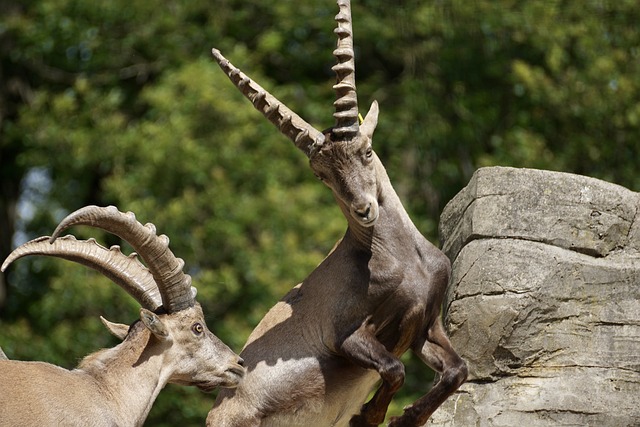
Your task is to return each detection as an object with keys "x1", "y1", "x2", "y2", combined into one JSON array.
[
  {"x1": 212, "y1": 0, "x2": 380, "y2": 227},
  {"x1": 2, "y1": 205, "x2": 245, "y2": 391},
  {"x1": 132, "y1": 303, "x2": 244, "y2": 391}
]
